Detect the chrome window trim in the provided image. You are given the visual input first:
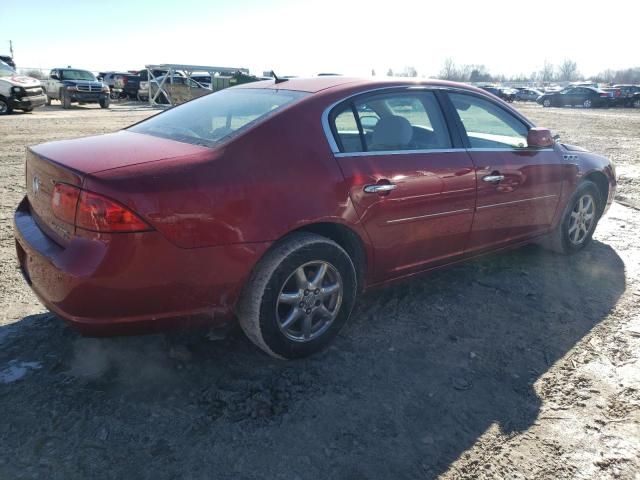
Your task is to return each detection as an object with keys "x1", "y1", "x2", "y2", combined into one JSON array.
[
  {"x1": 334, "y1": 147, "x2": 555, "y2": 158},
  {"x1": 386, "y1": 208, "x2": 471, "y2": 225},
  {"x1": 335, "y1": 148, "x2": 467, "y2": 158},
  {"x1": 477, "y1": 194, "x2": 558, "y2": 210},
  {"x1": 321, "y1": 84, "x2": 537, "y2": 155}
]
